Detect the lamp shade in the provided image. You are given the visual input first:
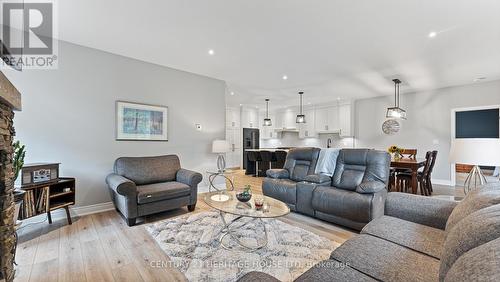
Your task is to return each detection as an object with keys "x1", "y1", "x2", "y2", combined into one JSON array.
[
  {"x1": 212, "y1": 140, "x2": 230, "y2": 153},
  {"x1": 449, "y1": 138, "x2": 500, "y2": 166}
]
